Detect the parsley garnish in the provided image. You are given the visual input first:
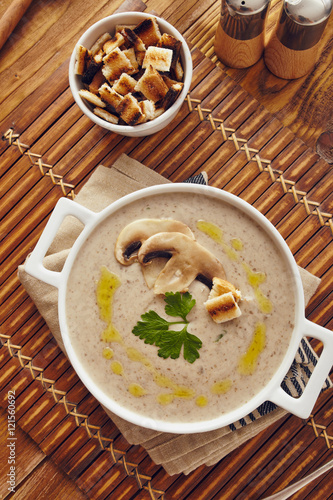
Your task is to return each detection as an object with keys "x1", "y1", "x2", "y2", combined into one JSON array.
[{"x1": 132, "y1": 292, "x2": 202, "y2": 363}]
